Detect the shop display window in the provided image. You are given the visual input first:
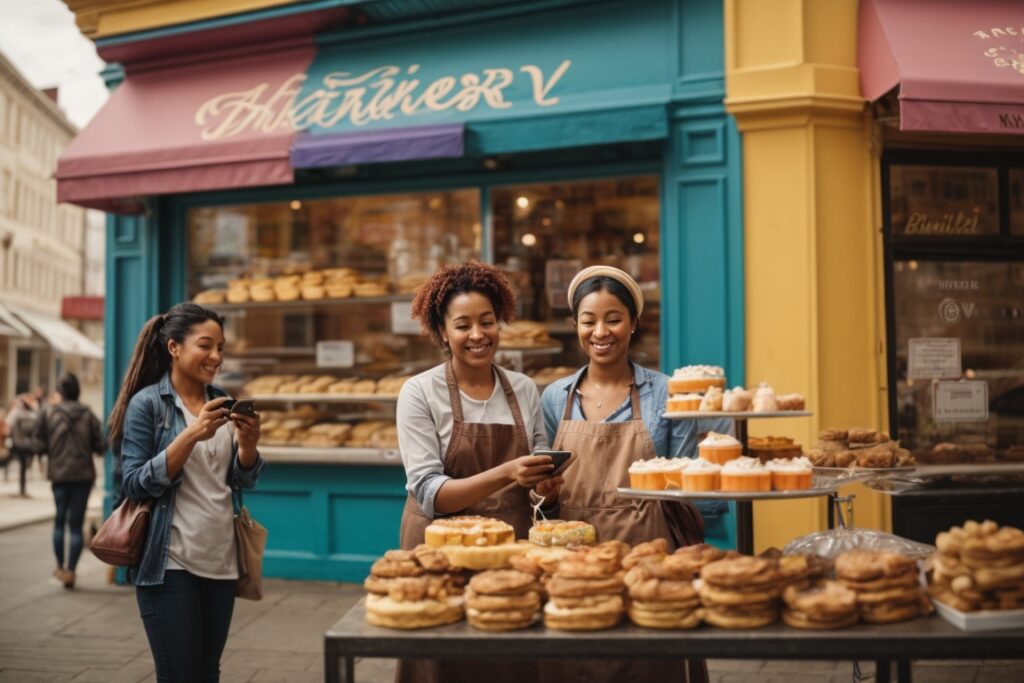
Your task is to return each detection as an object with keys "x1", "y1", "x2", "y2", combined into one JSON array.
[
  {"x1": 888, "y1": 165, "x2": 999, "y2": 237},
  {"x1": 490, "y1": 176, "x2": 661, "y2": 377},
  {"x1": 891, "y1": 260, "x2": 1024, "y2": 463},
  {"x1": 187, "y1": 190, "x2": 481, "y2": 455},
  {"x1": 1010, "y1": 170, "x2": 1024, "y2": 236}
]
